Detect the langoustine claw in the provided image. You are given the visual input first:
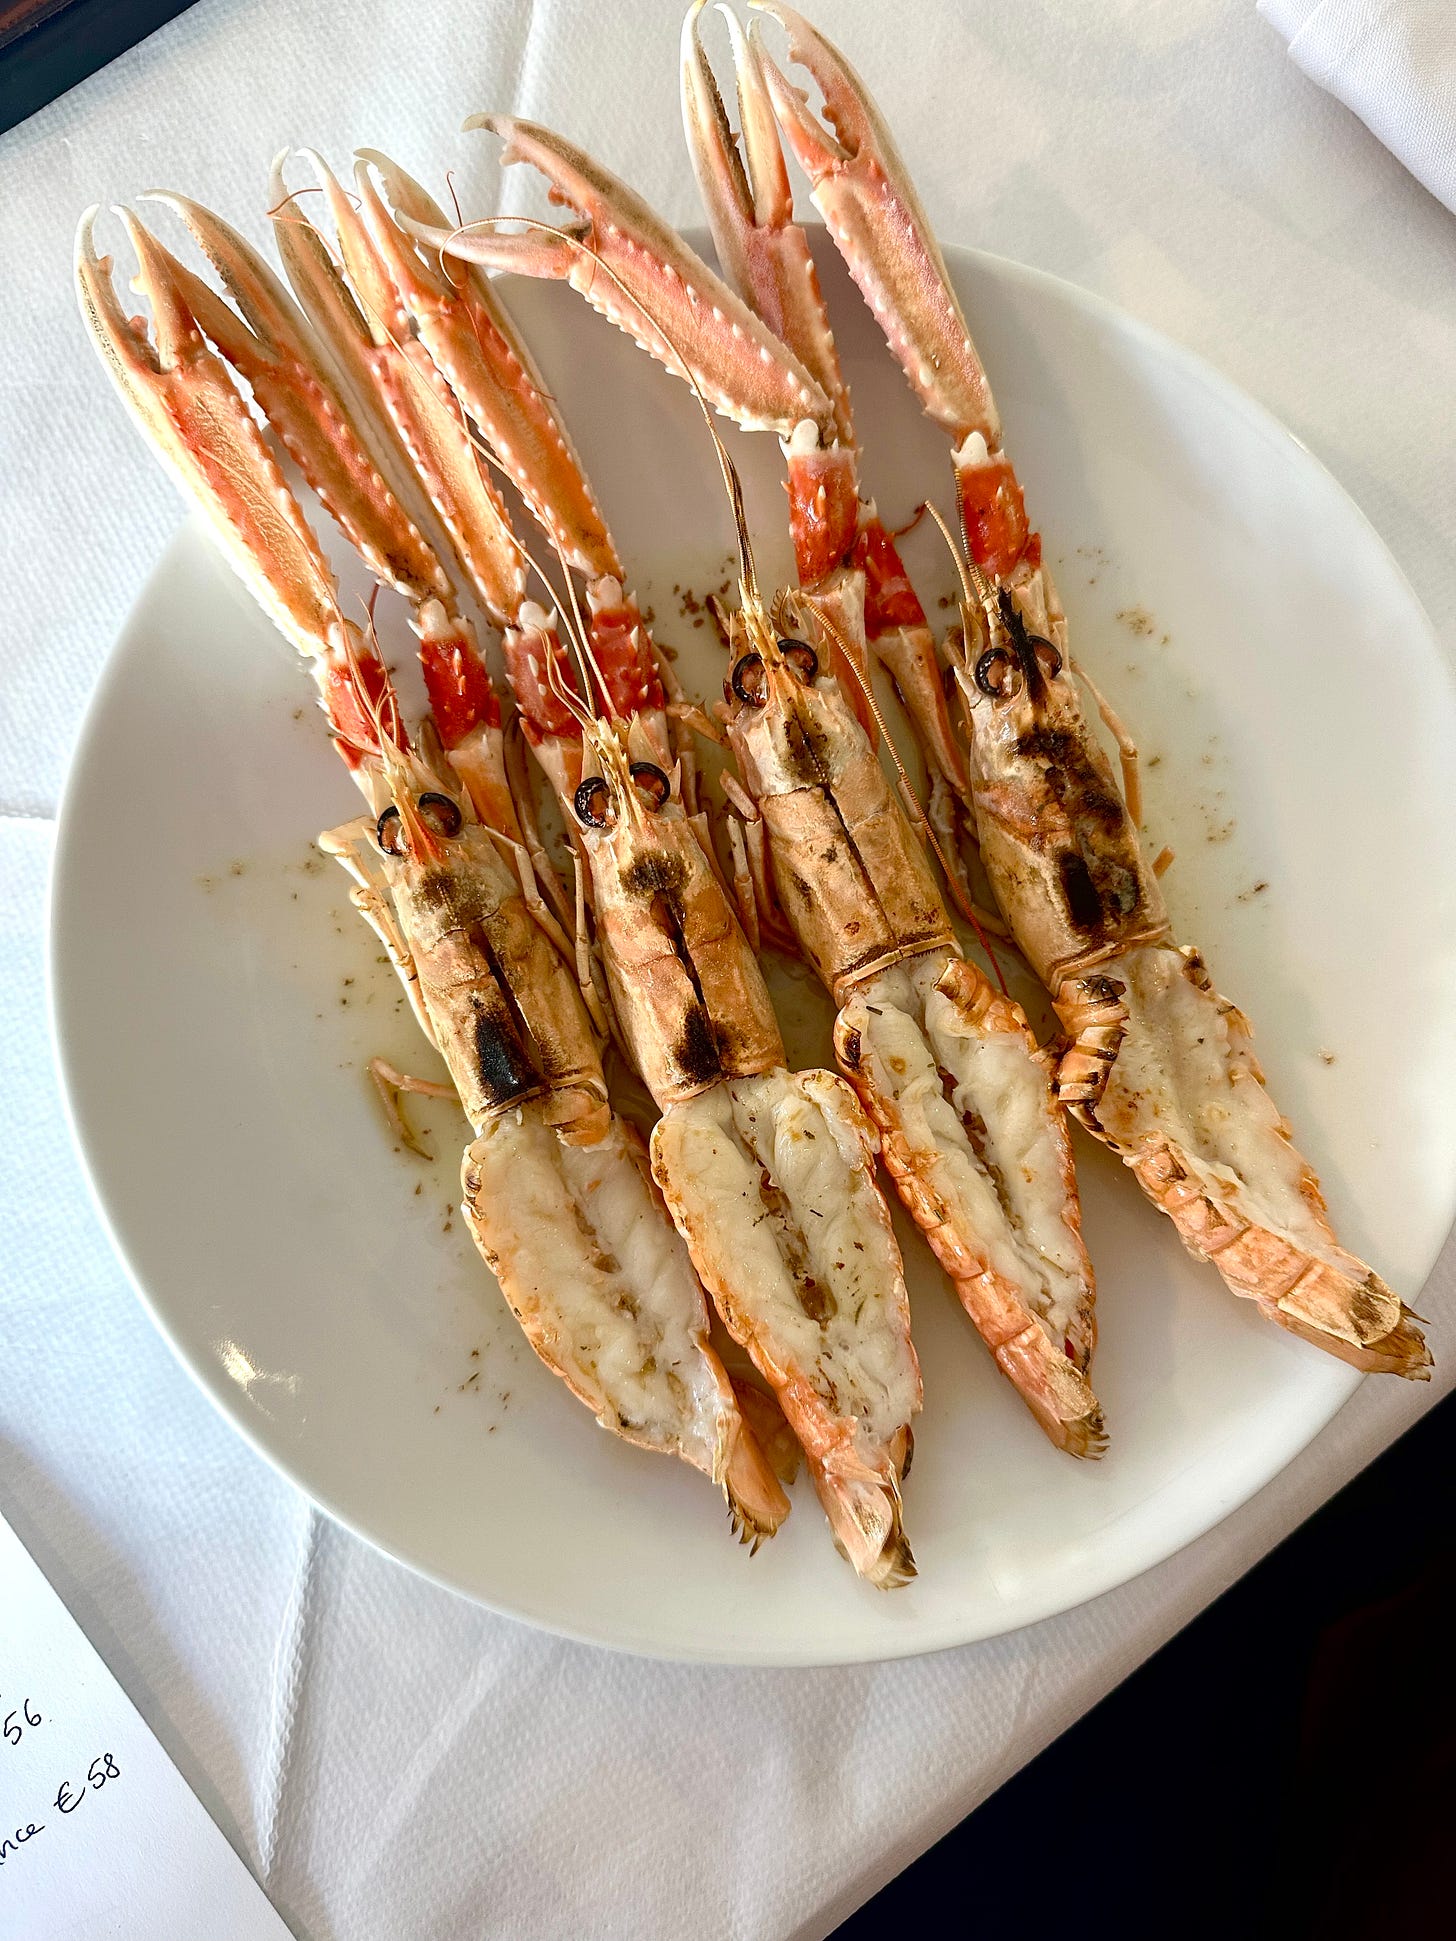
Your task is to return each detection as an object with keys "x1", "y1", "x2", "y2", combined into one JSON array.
[{"x1": 681, "y1": 0, "x2": 967, "y2": 785}]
